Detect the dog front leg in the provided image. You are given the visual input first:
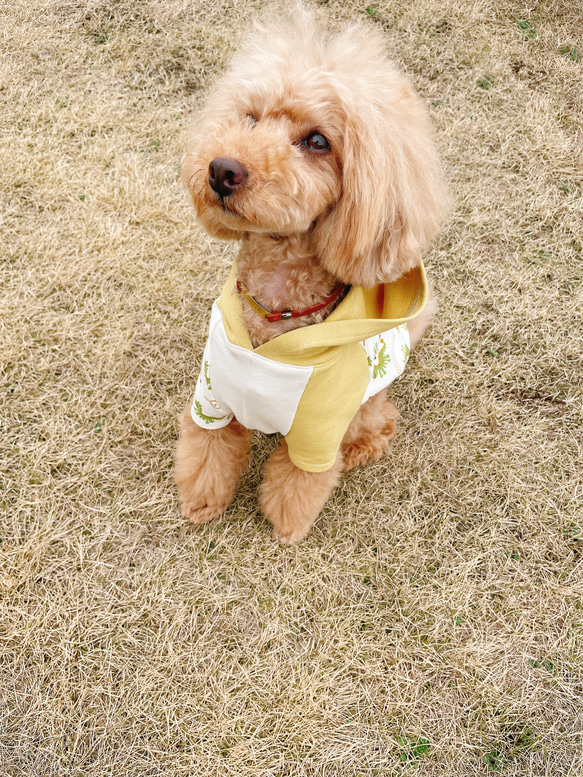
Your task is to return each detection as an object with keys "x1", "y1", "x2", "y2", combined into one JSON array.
[
  {"x1": 260, "y1": 441, "x2": 343, "y2": 544},
  {"x1": 174, "y1": 400, "x2": 251, "y2": 524}
]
